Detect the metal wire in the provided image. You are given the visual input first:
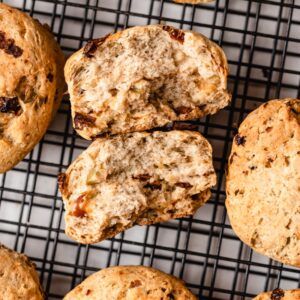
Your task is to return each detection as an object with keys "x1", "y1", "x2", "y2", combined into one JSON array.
[{"x1": 0, "y1": 0, "x2": 300, "y2": 299}]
